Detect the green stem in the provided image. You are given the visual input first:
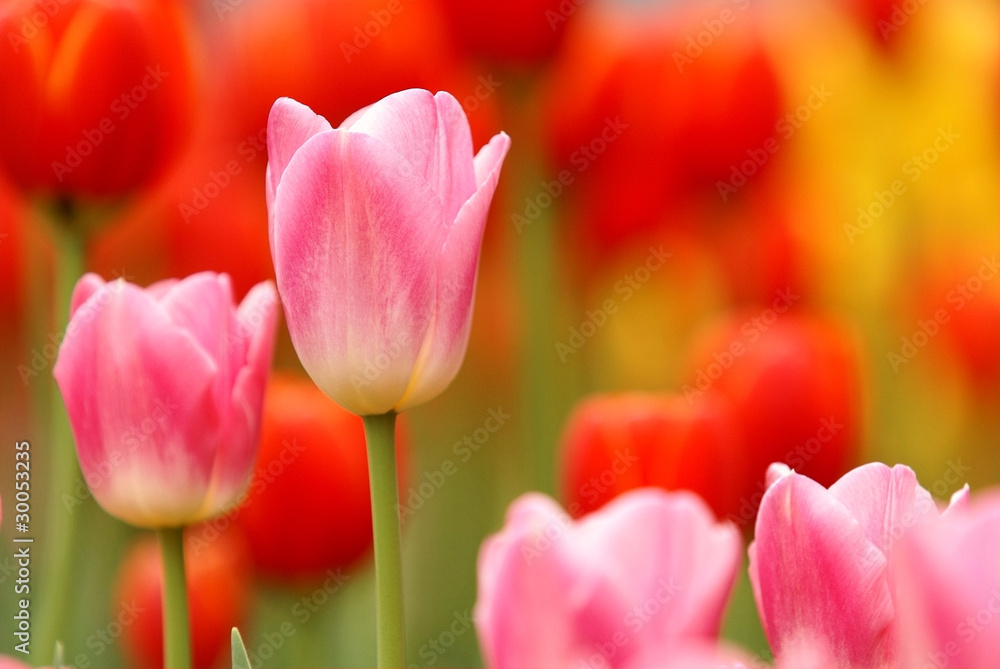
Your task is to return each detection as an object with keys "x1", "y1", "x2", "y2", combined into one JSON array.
[
  {"x1": 362, "y1": 412, "x2": 405, "y2": 668},
  {"x1": 157, "y1": 527, "x2": 191, "y2": 669},
  {"x1": 34, "y1": 222, "x2": 85, "y2": 664}
]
